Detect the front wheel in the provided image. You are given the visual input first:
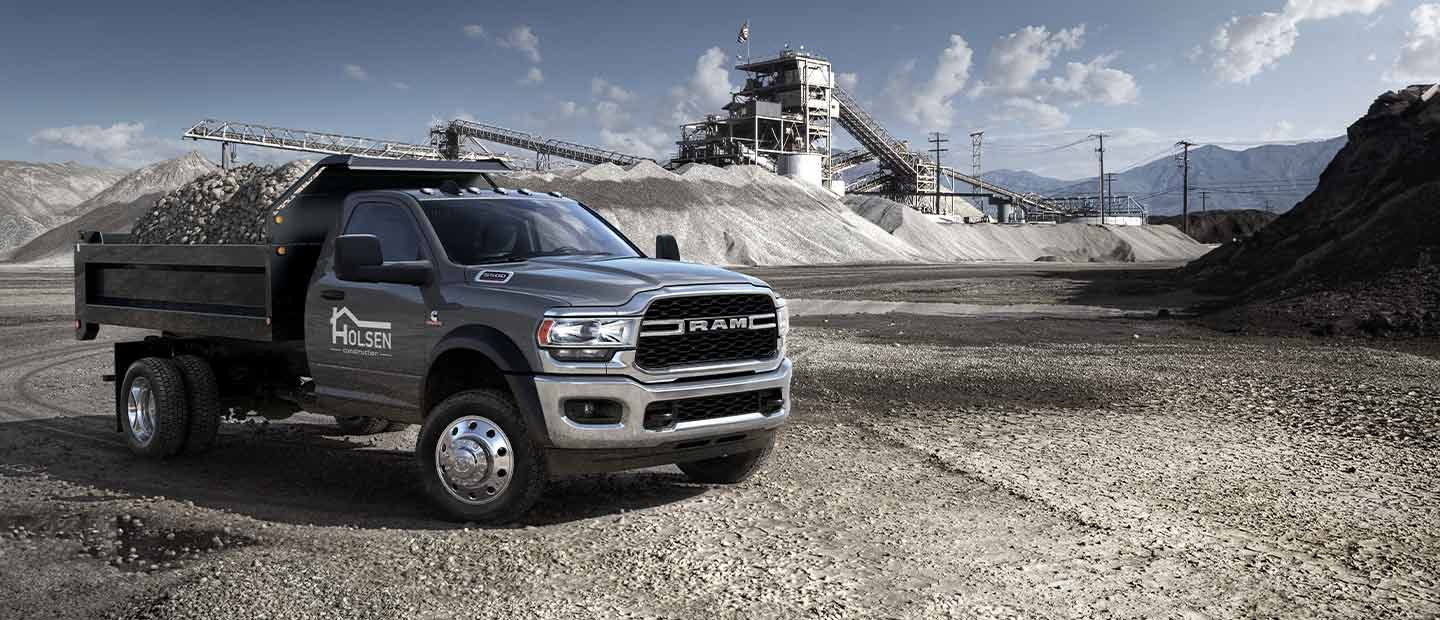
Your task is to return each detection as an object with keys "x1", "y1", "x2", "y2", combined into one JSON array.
[
  {"x1": 416, "y1": 390, "x2": 545, "y2": 523},
  {"x1": 677, "y1": 435, "x2": 776, "y2": 484}
]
